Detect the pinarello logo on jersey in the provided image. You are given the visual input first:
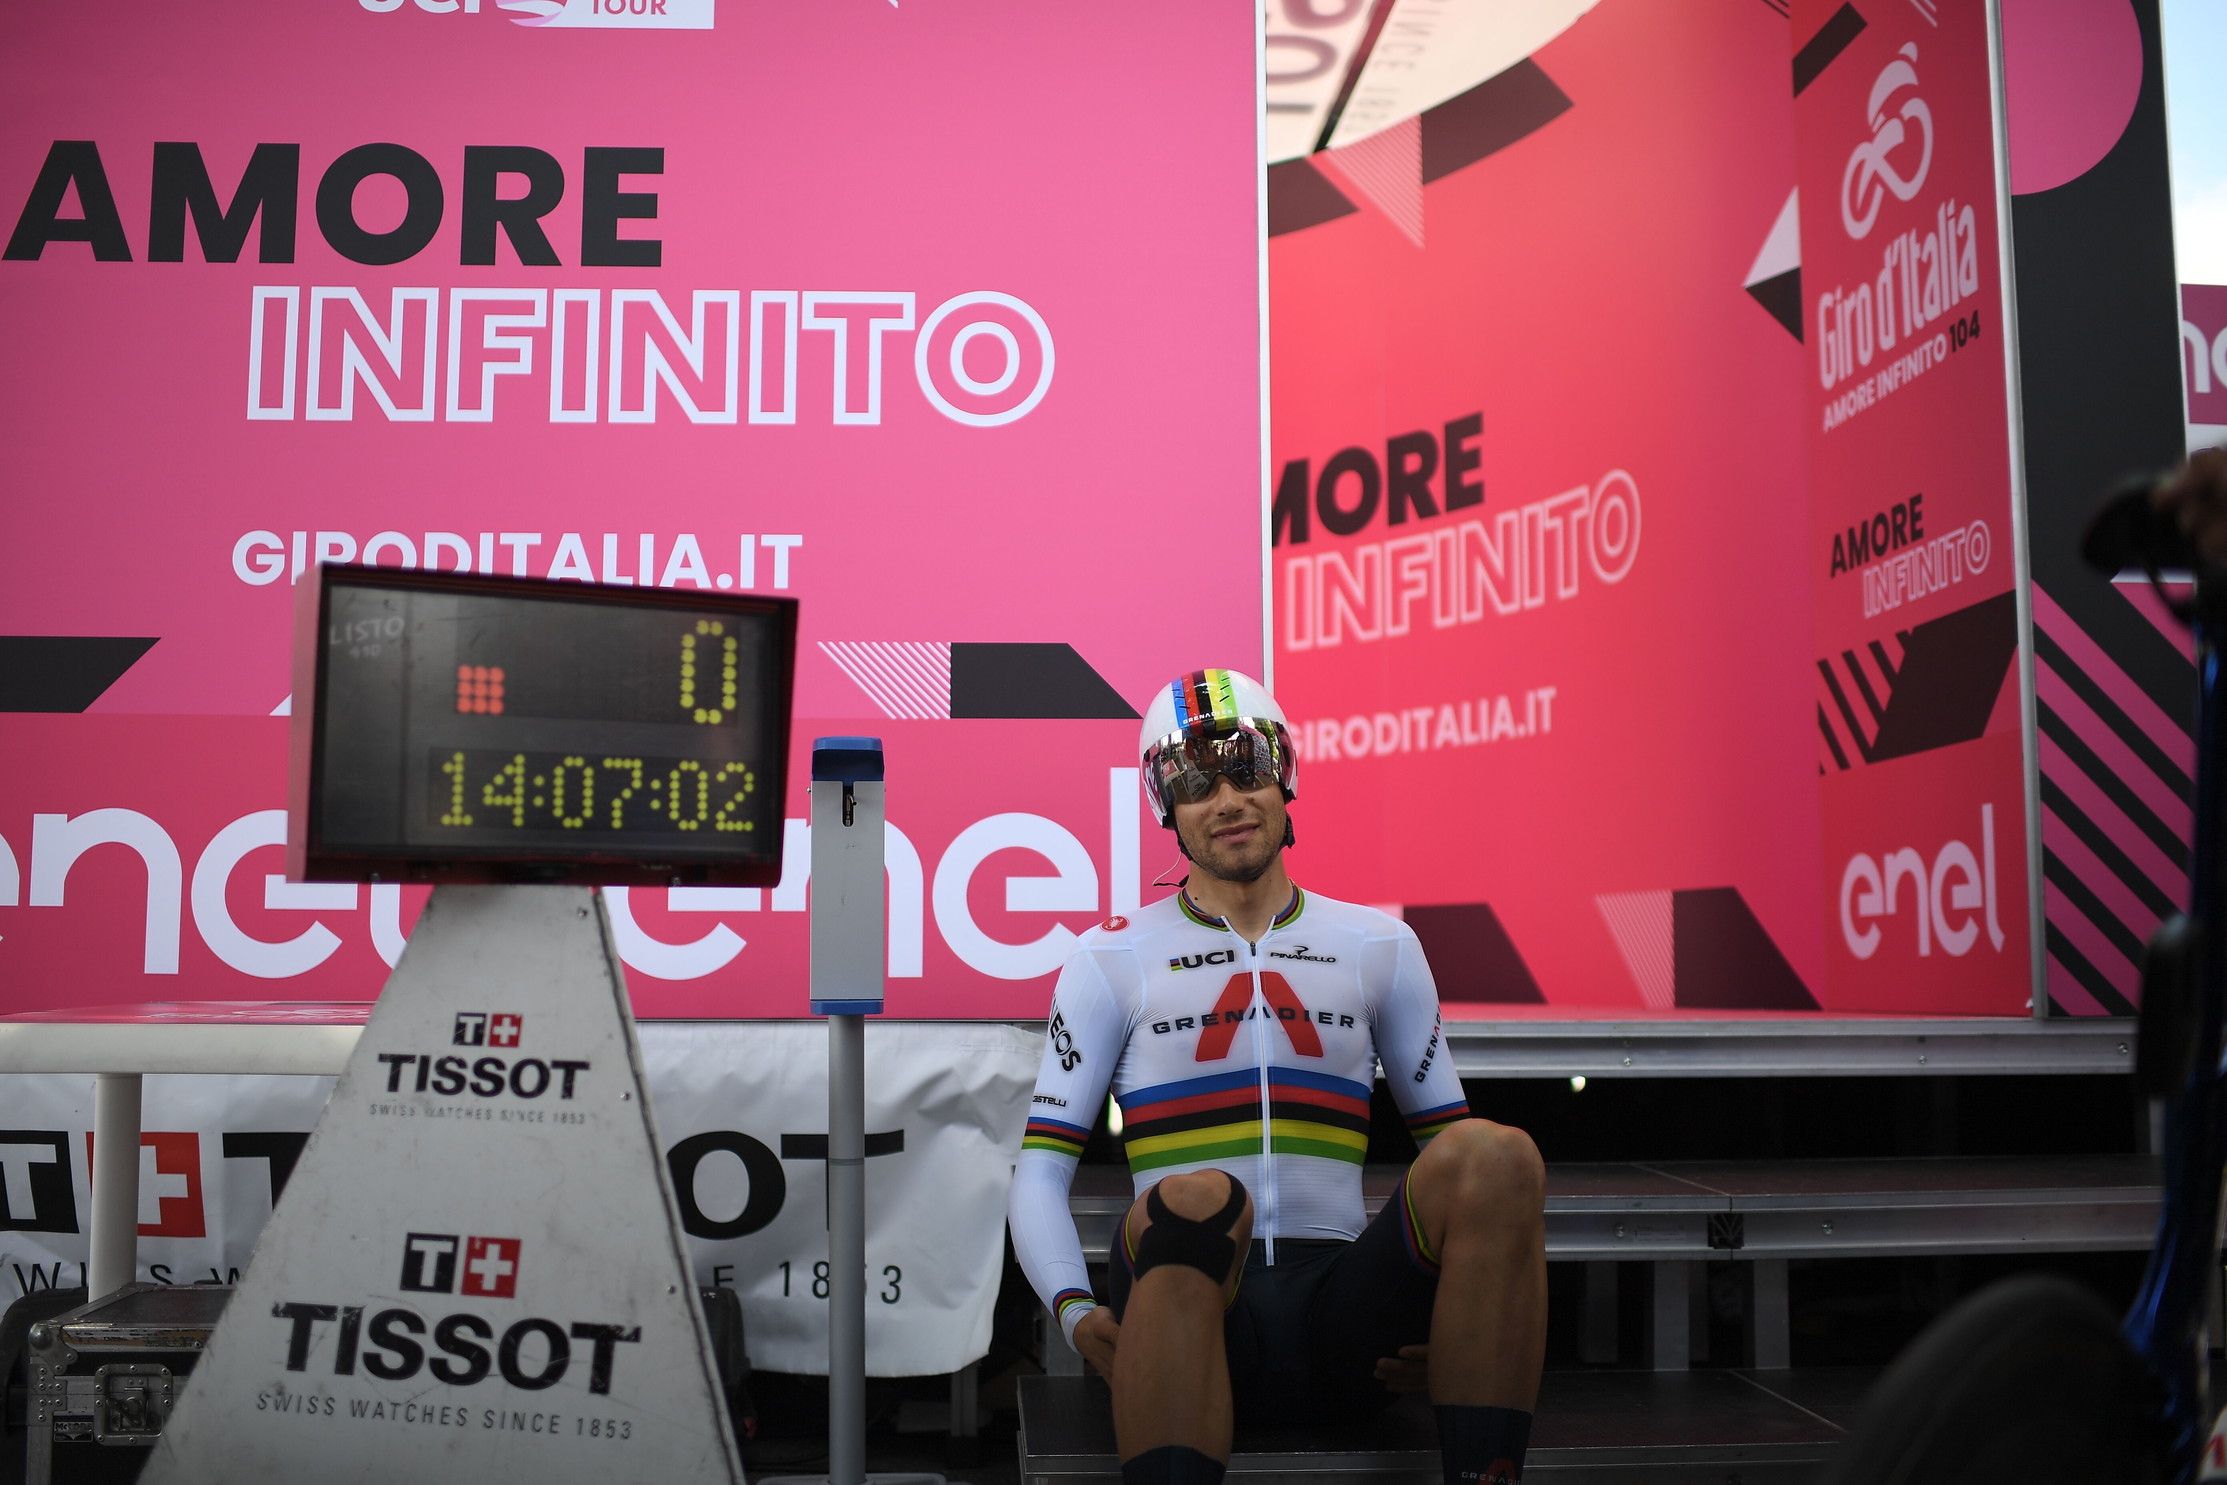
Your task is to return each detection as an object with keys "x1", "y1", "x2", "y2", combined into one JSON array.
[{"x1": 1841, "y1": 43, "x2": 1934, "y2": 240}]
